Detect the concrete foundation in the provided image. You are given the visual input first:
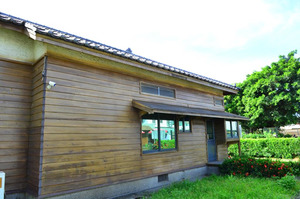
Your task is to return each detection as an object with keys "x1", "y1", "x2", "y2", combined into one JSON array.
[
  {"x1": 49, "y1": 166, "x2": 208, "y2": 199},
  {"x1": 5, "y1": 193, "x2": 25, "y2": 199},
  {"x1": 207, "y1": 166, "x2": 220, "y2": 175},
  {"x1": 6, "y1": 166, "x2": 220, "y2": 199}
]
